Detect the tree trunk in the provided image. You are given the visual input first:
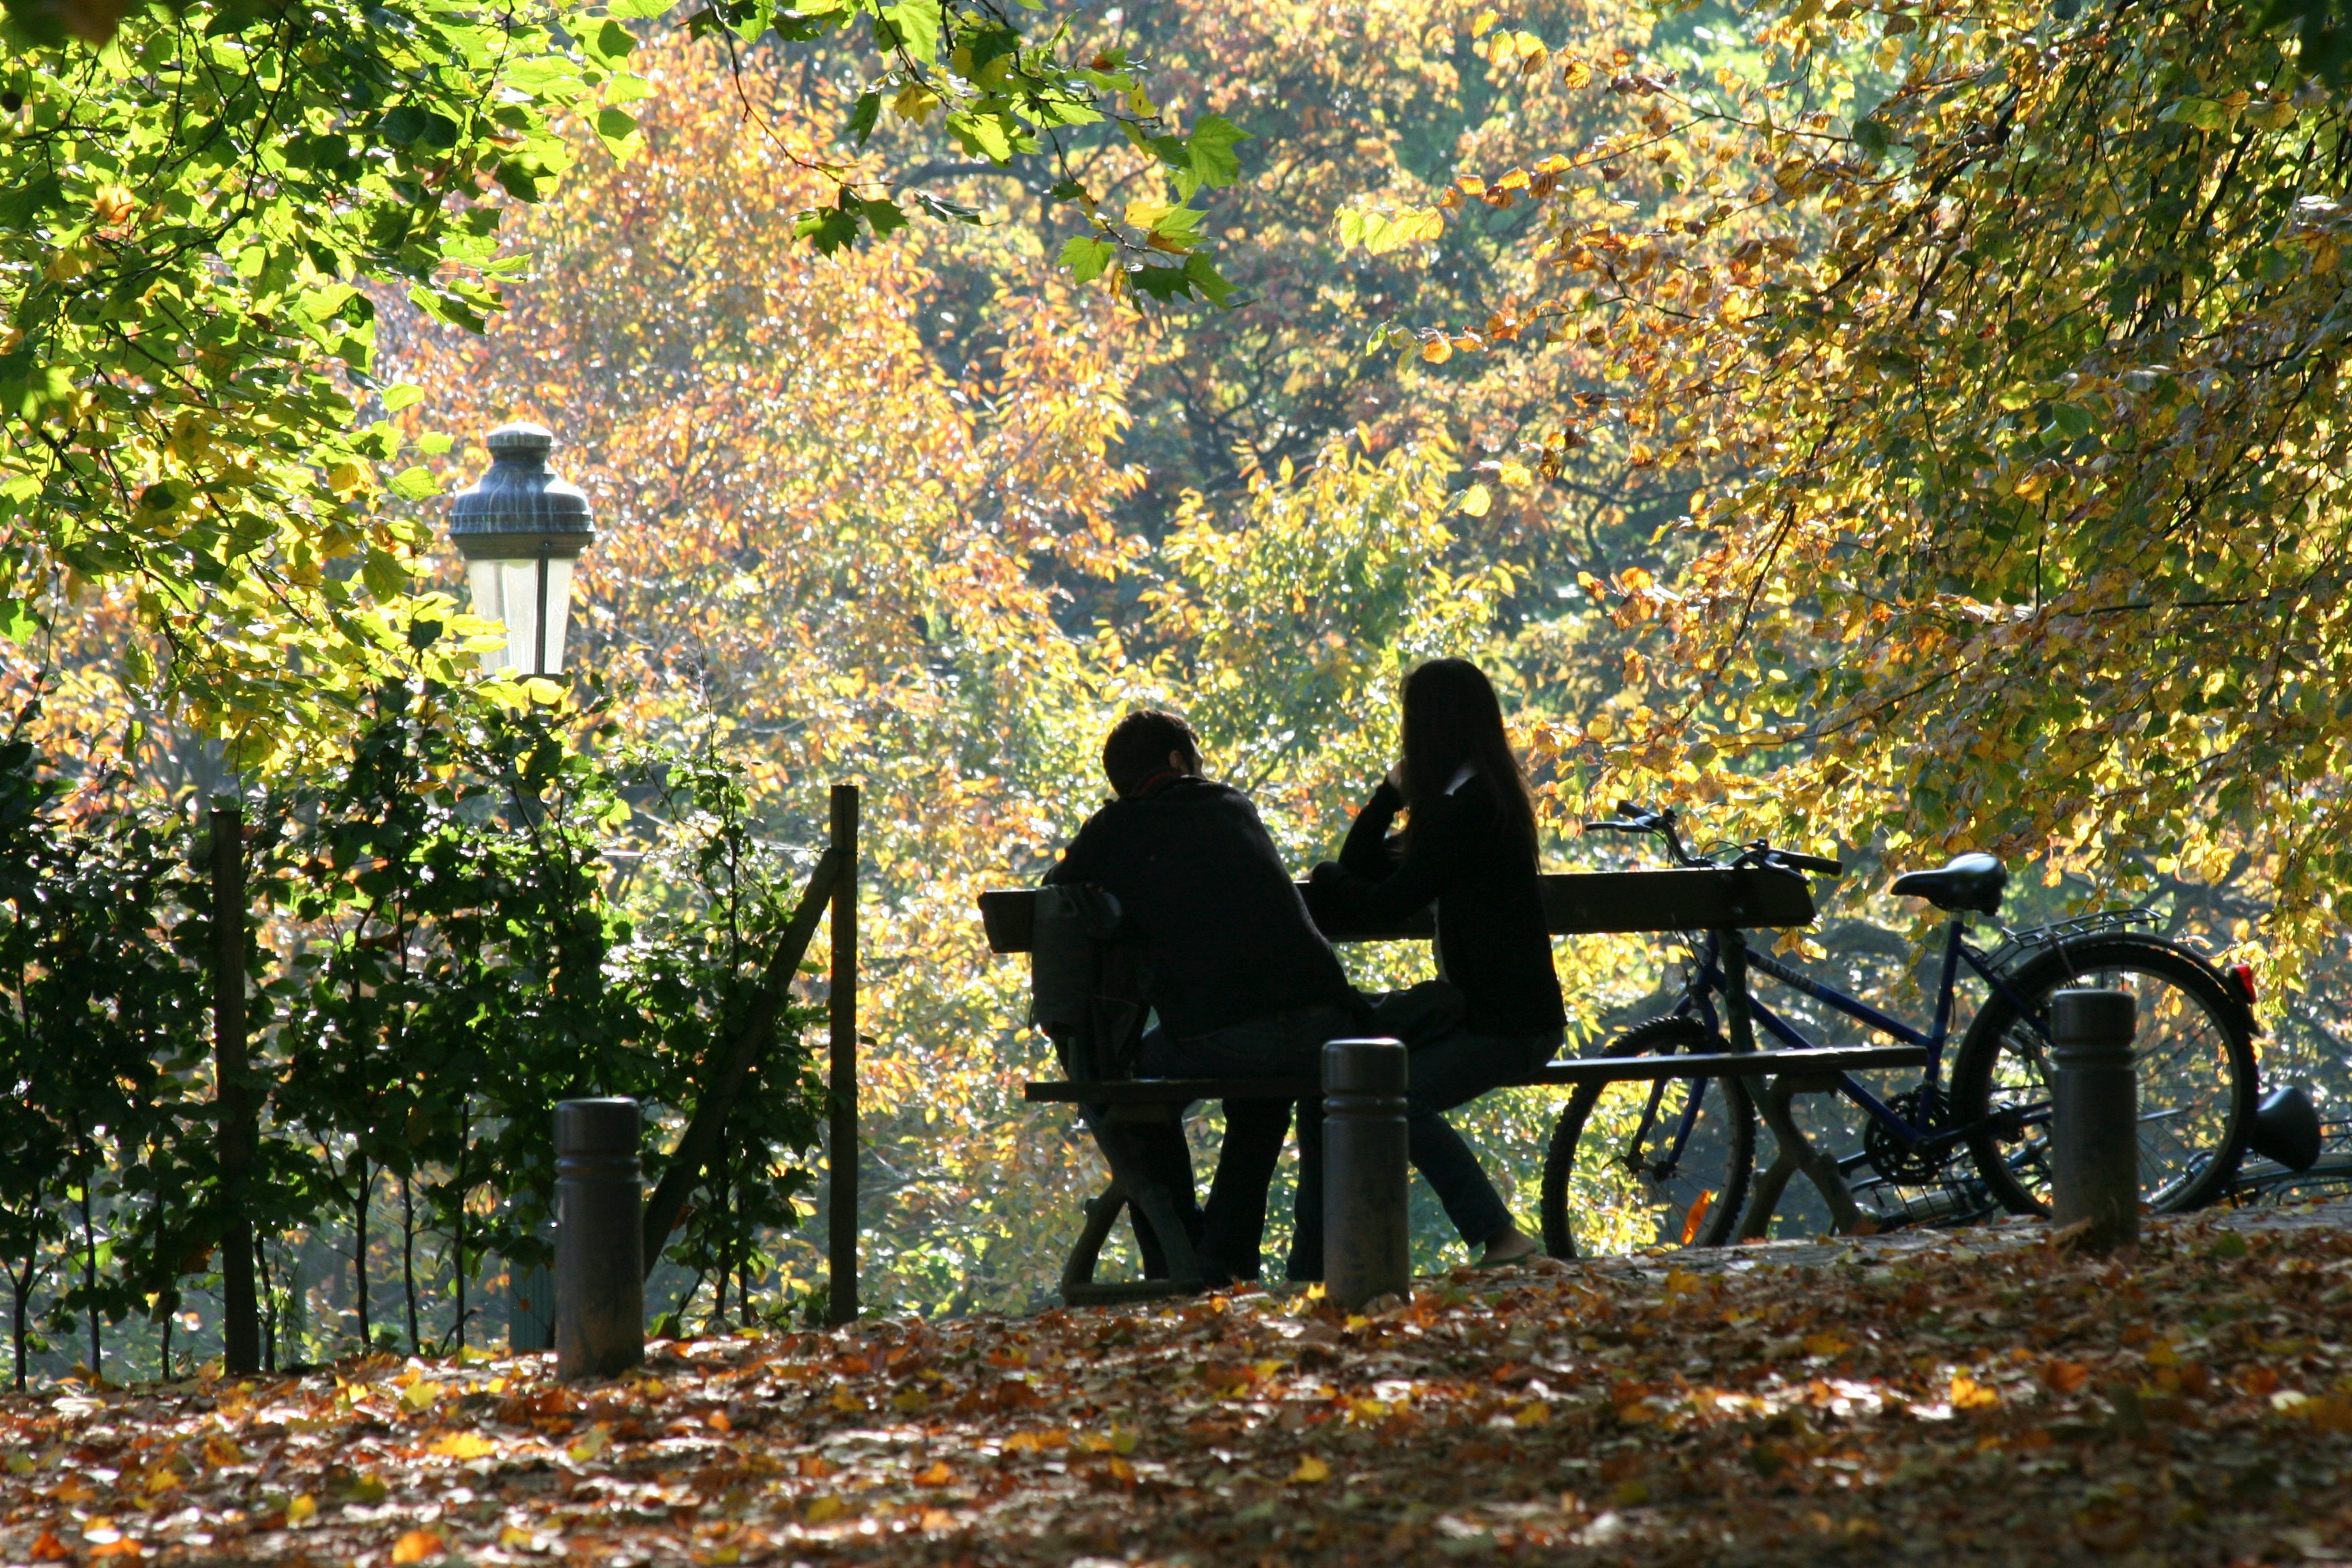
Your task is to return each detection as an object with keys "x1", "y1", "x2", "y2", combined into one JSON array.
[
  {"x1": 211, "y1": 803, "x2": 260, "y2": 1374},
  {"x1": 10, "y1": 1255, "x2": 32, "y2": 1391},
  {"x1": 159, "y1": 1309, "x2": 173, "y2": 1382},
  {"x1": 450, "y1": 1117, "x2": 468, "y2": 1352},
  {"x1": 353, "y1": 1158, "x2": 372, "y2": 1350},
  {"x1": 257, "y1": 1239, "x2": 277, "y2": 1373},
  {"x1": 400, "y1": 1172, "x2": 419, "y2": 1352},
  {"x1": 78, "y1": 1181, "x2": 99, "y2": 1379}
]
